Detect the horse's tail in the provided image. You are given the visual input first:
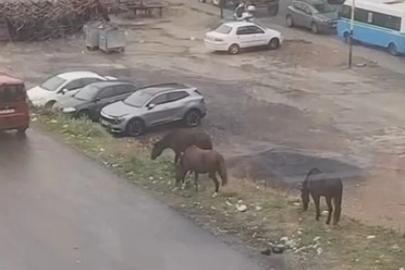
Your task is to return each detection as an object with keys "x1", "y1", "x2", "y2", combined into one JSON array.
[
  {"x1": 217, "y1": 153, "x2": 228, "y2": 186},
  {"x1": 333, "y1": 181, "x2": 343, "y2": 224}
]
